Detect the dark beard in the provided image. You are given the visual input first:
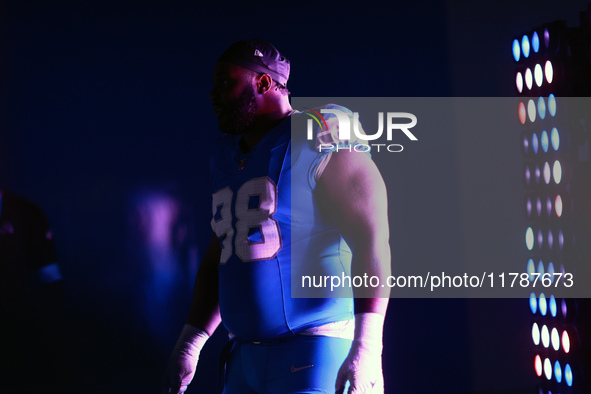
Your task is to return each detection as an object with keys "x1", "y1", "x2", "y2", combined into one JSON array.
[{"x1": 217, "y1": 86, "x2": 258, "y2": 135}]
